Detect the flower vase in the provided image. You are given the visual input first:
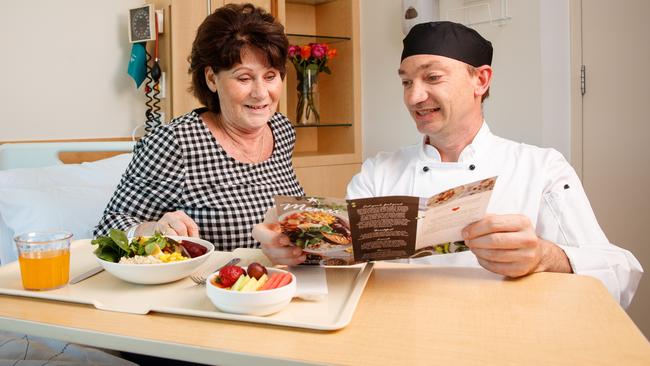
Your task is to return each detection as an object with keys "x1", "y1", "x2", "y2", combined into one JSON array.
[{"x1": 296, "y1": 68, "x2": 320, "y2": 125}]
